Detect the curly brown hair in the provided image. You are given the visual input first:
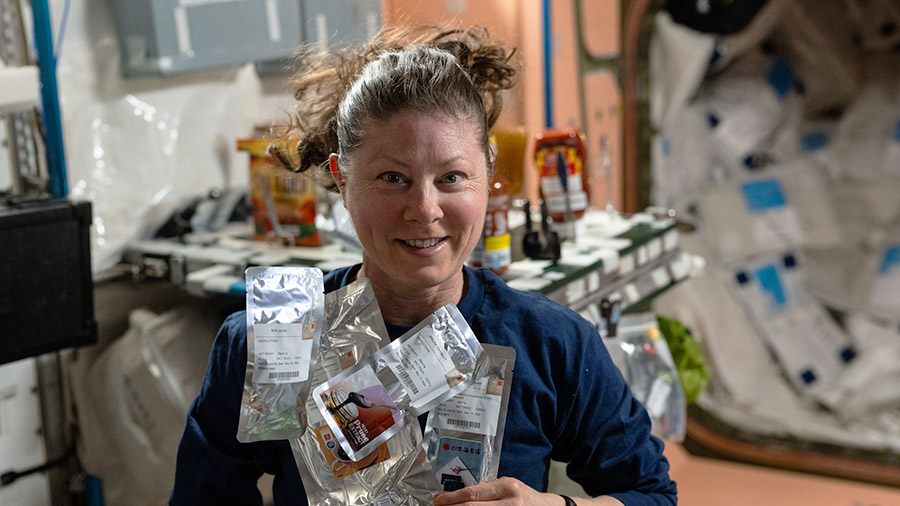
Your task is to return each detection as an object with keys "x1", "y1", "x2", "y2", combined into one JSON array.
[{"x1": 268, "y1": 25, "x2": 517, "y2": 187}]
